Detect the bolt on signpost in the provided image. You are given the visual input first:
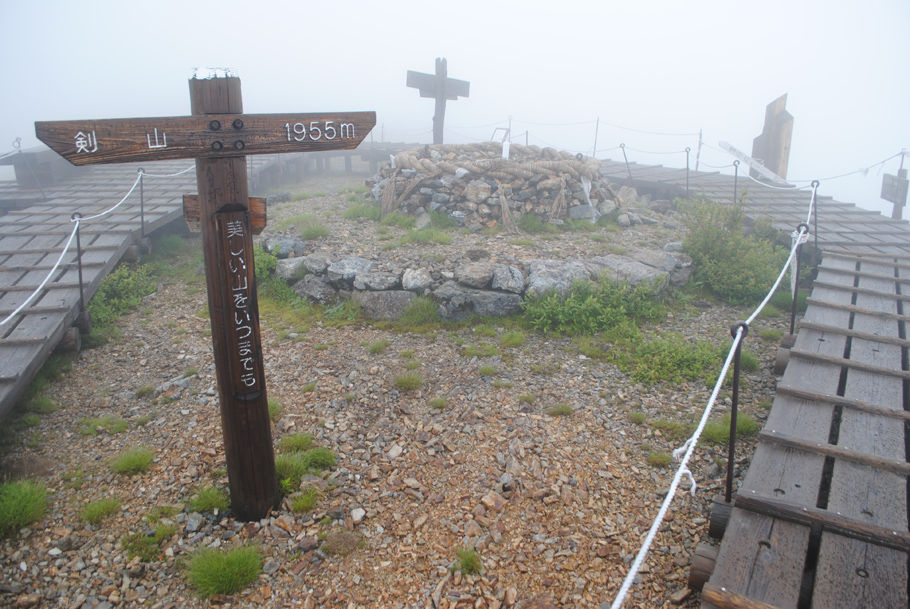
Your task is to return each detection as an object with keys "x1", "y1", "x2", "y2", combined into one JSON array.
[{"x1": 36, "y1": 75, "x2": 375, "y2": 520}]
